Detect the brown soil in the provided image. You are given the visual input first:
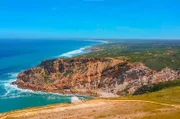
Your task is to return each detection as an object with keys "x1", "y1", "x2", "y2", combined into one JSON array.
[{"x1": 1, "y1": 99, "x2": 179, "y2": 119}]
